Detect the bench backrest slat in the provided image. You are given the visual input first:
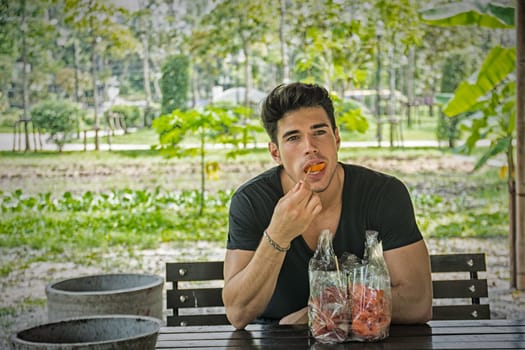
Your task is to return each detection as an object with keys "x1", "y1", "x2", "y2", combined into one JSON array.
[{"x1": 430, "y1": 253, "x2": 486, "y2": 273}]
